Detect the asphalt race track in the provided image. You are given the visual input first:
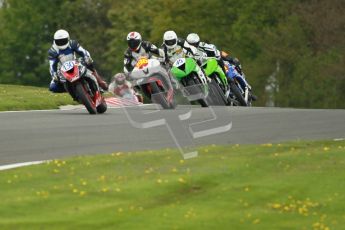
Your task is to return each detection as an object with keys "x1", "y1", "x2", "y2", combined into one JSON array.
[{"x1": 0, "y1": 105, "x2": 344, "y2": 165}]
